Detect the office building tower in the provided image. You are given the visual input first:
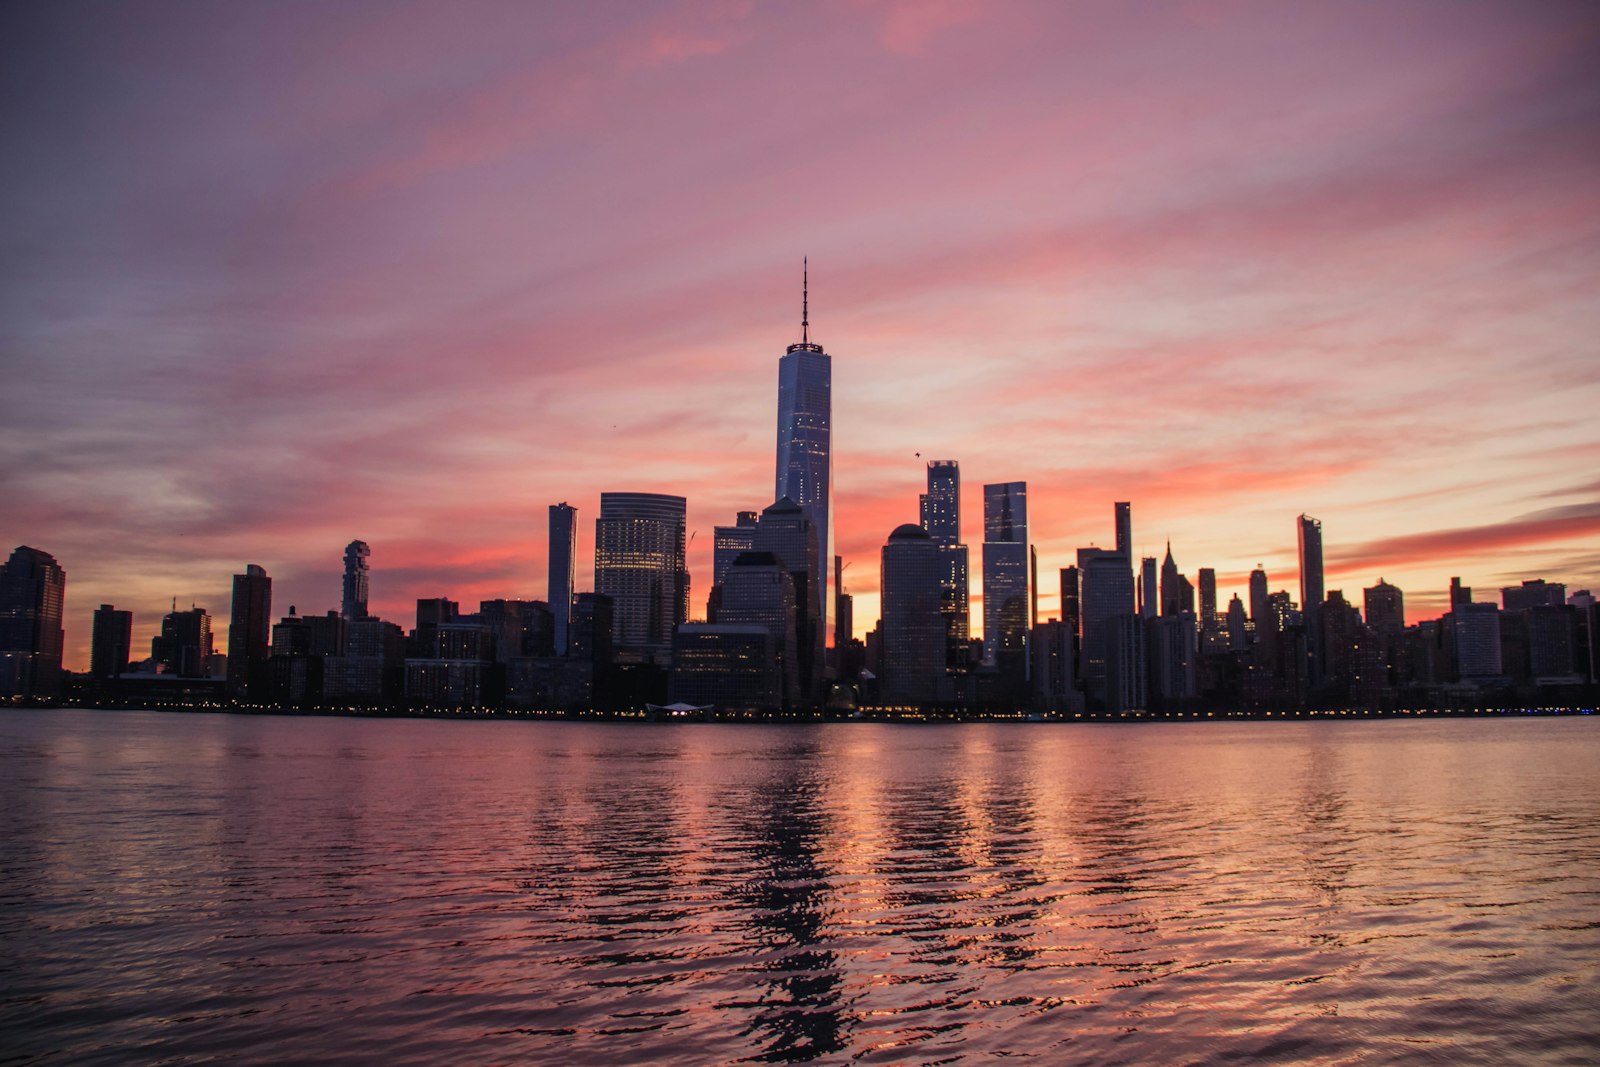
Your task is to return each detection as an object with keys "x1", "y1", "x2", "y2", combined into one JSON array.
[
  {"x1": 570, "y1": 593, "x2": 615, "y2": 667},
  {"x1": 1364, "y1": 579, "x2": 1405, "y2": 635},
  {"x1": 1298, "y1": 514, "x2": 1325, "y2": 684},
  {"x1": 1452, "y1": 602, "x2": 1502, "y2": 682},
  {"x1": 91, "y1": 604, "x2": 133, "y2": 680},
  {"x1": 1059, "y1": 567, "x2": 1080, "y2": 649},
  {"x1": 708, "y1": 511, "x2": 759, "y2": 623},
  {"x1": 1139, "y1": 557, "x2": 1158, "y2": 619},
  {"x1": 342, "y1": 541, "x2": 370, "y2": 621},
  {"x1": 1115, "y1": 502, "x2": 1131, "y2": 559},
  {"x1": 748, "y1": 497, "x2": 822, "y2": 702},
  {"x1": 920, "y1": 461, "x2": 970, "y2": 673},
  {"x1": 228, "y1": 564, "x2": 272, "y2": 699},
  {"x1": 1160, "y1": 544, "x2": 1183, "y2": 617},
  {"x1": 982, "y1": 482, "x2": 1030, "y2": 687},
  {"x1": 1450, "y1": 577, "x2": 1472, "y2": 607},
  {"x1": 595, "y1": 492, "x2": 688, "y2": 652},
  {"x1": 549, "y1": 503, "x2": 577, "y2": 655},
  {"x1": 833, "y1": 555, "x2": 852, "y2": 651},
  {"x1": 1249, "y1": 566, "x2": 1269, "y2": 634},
  {"x1": 153, "y1": 606, "x2": 212, "y2": 678},
  {"x1": 1226, "y1": 594, "x2": 1250, "y2": 650},
  {"x1": 919, "y1": 460, "x2": 960, "y2": 544},
  {"x1": 0, "y1": 546, "x2": 65, "y2": 700},
  {"x1": 1147, "y1": 611, "x2": 1197, "y2": 706},
  {"x1": 717, "y1": 551, "x2": 800, "y2": 707},
  {"x1": 1078, "y1": 546, "x2": 1136, "y2": 710},
  {"x1": 775, "y1": 261, "x2": 833, "y2": 648},
  {"x1": 1199, "y1": 568, "x2": 1223, "y2": 652},
  {"x1": 880, "y1": 524, "x2": 946, "y2": 705}
]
